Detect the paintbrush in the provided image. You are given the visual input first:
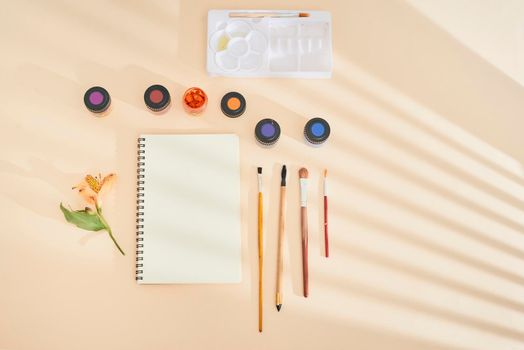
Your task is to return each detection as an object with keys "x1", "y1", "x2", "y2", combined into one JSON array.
[
  {"x1": 229, "y1": 12, "x2": 310, "y2": 18},
  {"x1": 324, "y1": 169, "x2": 329, "y2": 257},
  {"x1": 257, "y1": 167, "x2": 263, "y2": 332},
  {"x1": 299, "y1": 167, "x2": 309, "y2": 297},
  {"x1": 276, "y1": 165, "x2": 287, "y2": 311}
]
